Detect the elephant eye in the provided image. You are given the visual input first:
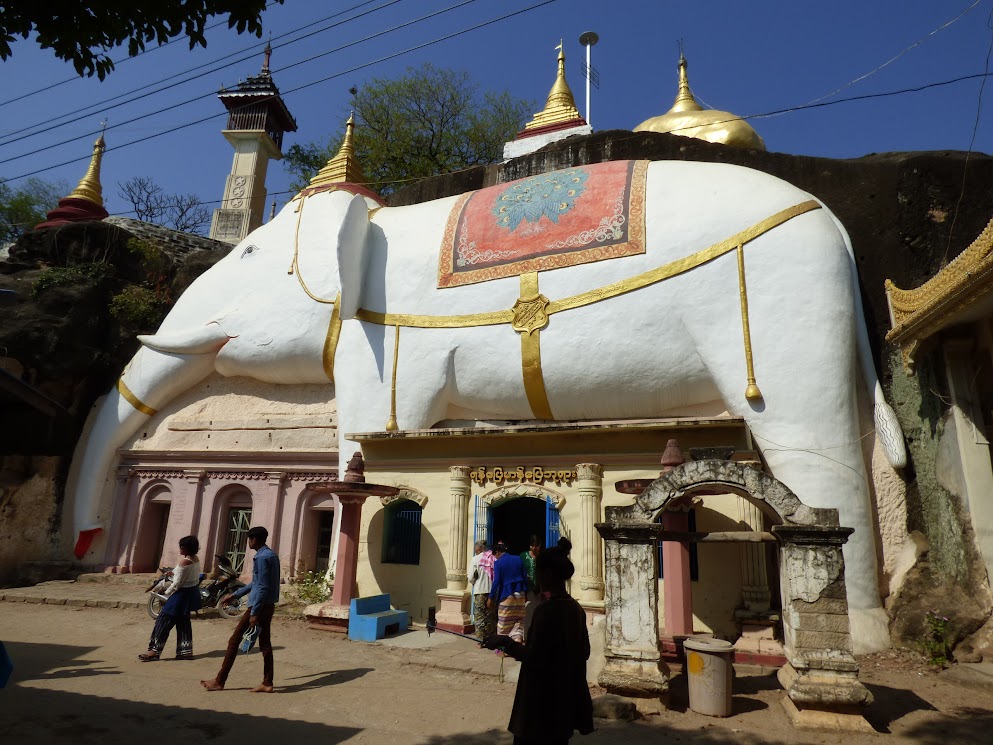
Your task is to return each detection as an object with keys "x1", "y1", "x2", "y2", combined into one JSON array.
[{"x1": 240, "y1": 244, "x2": 261, "y2": 259}]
